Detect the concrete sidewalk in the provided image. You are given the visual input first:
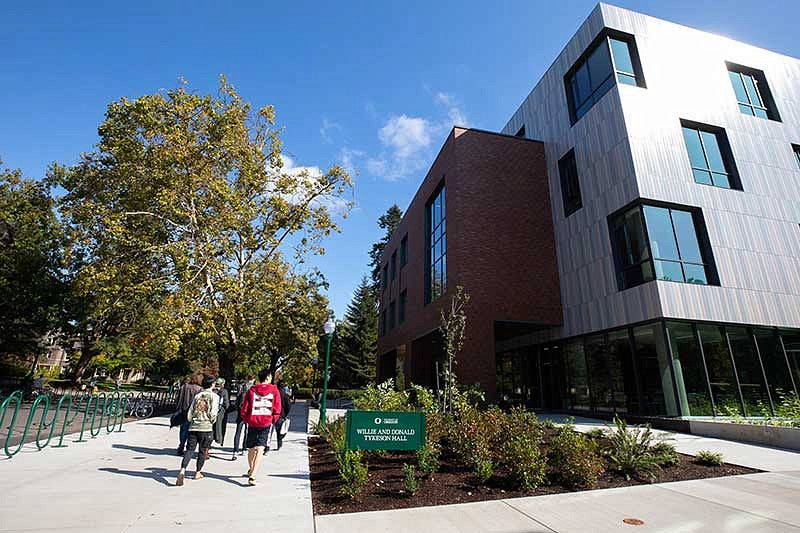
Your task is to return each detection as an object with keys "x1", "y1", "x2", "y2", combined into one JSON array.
[
  {"x1": 0, "y1": 402, "x2": 313, "y2": 532},
  {"x1": 316, "y1": 414, "x2": 800, "y2": 533}
]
